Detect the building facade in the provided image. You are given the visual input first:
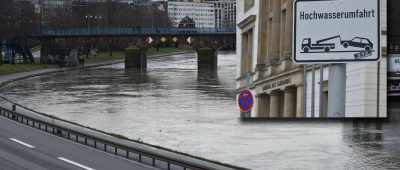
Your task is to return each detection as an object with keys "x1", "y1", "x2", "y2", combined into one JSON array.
[
  {"x1": 167, "y1": 1, "x2": 215, "y2": 28},
  {"x1": 203, "y1": 0, "x2": 236, "y2": 29},
  {"x1": 388, "y1": 0, "x2": 400, "y2": 119},
  {"x1": 236, "y1": 0, "x2": 388, "y2": 118},
  {"x1": 41, "y1": 0, "x2": 72, "y2": 29},
  {"x1": 120, "y1": 0, "x2": 150, "y2": 5}
]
